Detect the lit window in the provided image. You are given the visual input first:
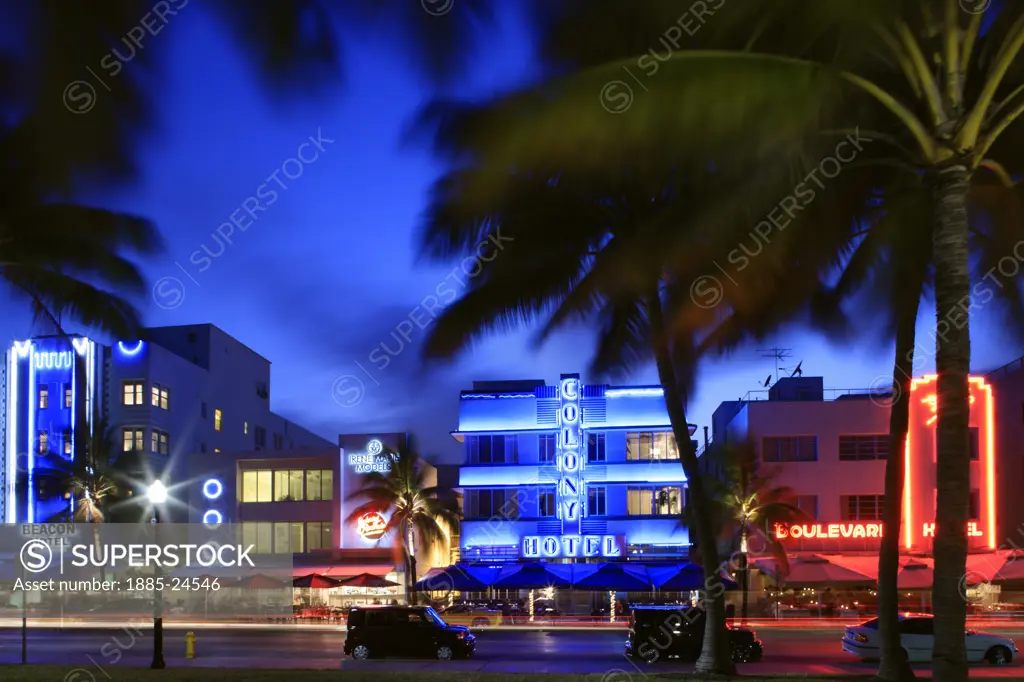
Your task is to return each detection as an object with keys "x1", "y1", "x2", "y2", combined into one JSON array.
[
  {"x1": 38, "y1": 431, "x2": 48, "y2": 454},
  {"x1": 627, "y1": 432, "x2": 679, "y2": 461},
  {"x1": 38, "y1": 386, "x2": 48, "y2": 409},
  {"x1": 151, "y1": 384, "x2": 170, "y2": 410},
  {"x1": 151, "y1": 429, "x2": 170, "y2": 455},
  {"x1": 214, "y1": 409, "x2": 222, "y2": 431},
  {"x1": 306, "y1": 522, "x2": 332, "y2": 551},
  {"x1": 65, "y1": 387, "x2": 72, "y2": 408},
  {"x1": 653, "y1": 486, "x2": 681, "y2": 515},
  {"x1": 273, "y1": 470, "x2": 304, "y2": 501},
  {"x1": 243, "y1": 421, "x2": 249, "y2": 435},
  {"x1": 273, "y1": 522, "x2": 304, "y2": 553},
  {"x1": 214, "y1": 448, "x2": 221, "y2": 453},
  {"x1": 241, "y1": 470, "x2": 273, "y2": 503},
  {"x1": 122, "y1": 427, "x2": 144, "y2": 452},
  {"x1": 123, "y1": 381, "x2": 144, "y2": 406},
  {"x1": 63, "y1": 429, "x2": 72, "y2": 455},
  {"x1": 241, "y1": 522, "x2": 273, "y2": 554},
  {"x1": 305, "y1": 470, "x2": 333, "y2": 501}
]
